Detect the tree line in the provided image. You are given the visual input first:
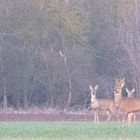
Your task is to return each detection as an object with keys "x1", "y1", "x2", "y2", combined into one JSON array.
[{"x1": 0, "y1": 0, "x2": 140, "y2": 111}]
